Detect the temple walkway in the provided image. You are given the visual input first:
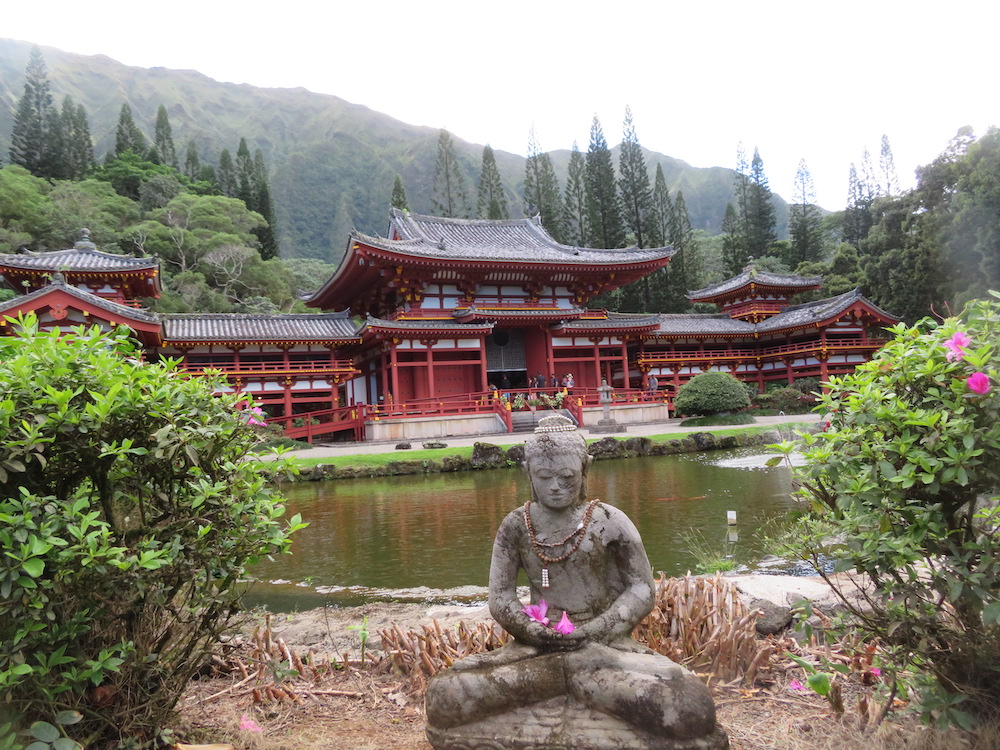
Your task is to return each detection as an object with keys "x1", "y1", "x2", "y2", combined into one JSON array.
[{"x1": 280, "y1": 413, "x2": 821, "y2": 459}]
